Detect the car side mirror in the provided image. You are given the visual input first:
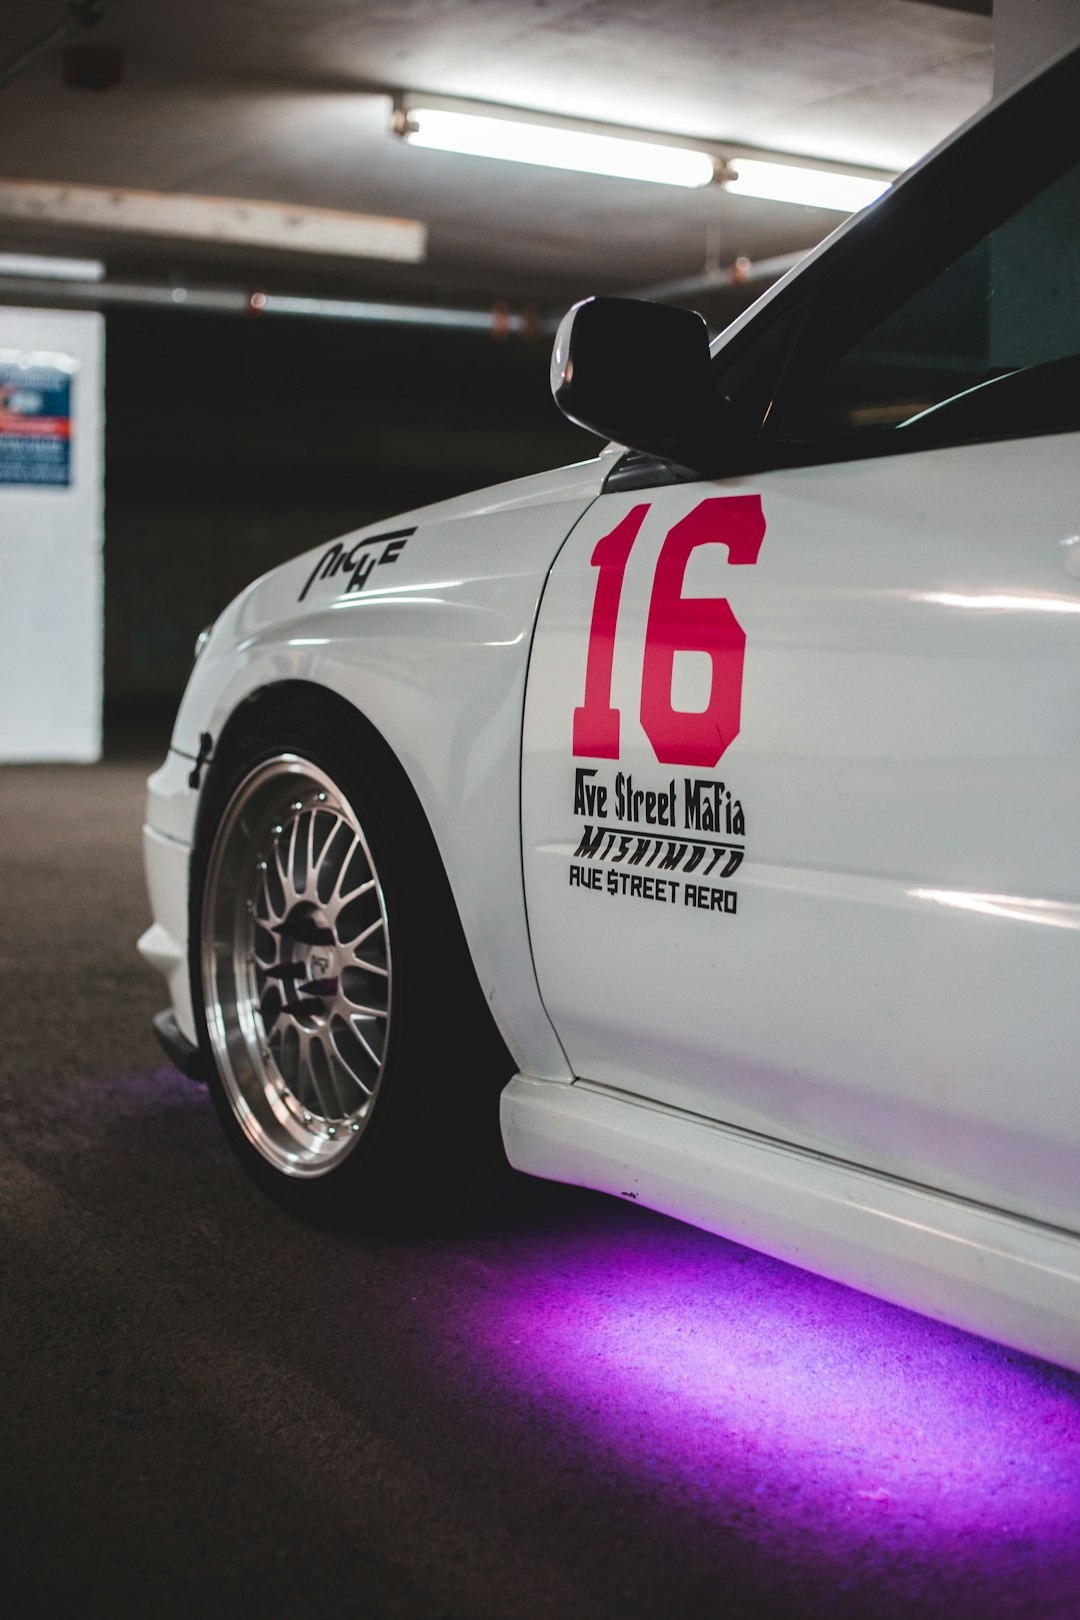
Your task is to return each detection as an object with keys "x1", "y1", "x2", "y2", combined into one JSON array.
[{"x1": 551, "y1": 296, "x2": 728, "y2": 474}]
